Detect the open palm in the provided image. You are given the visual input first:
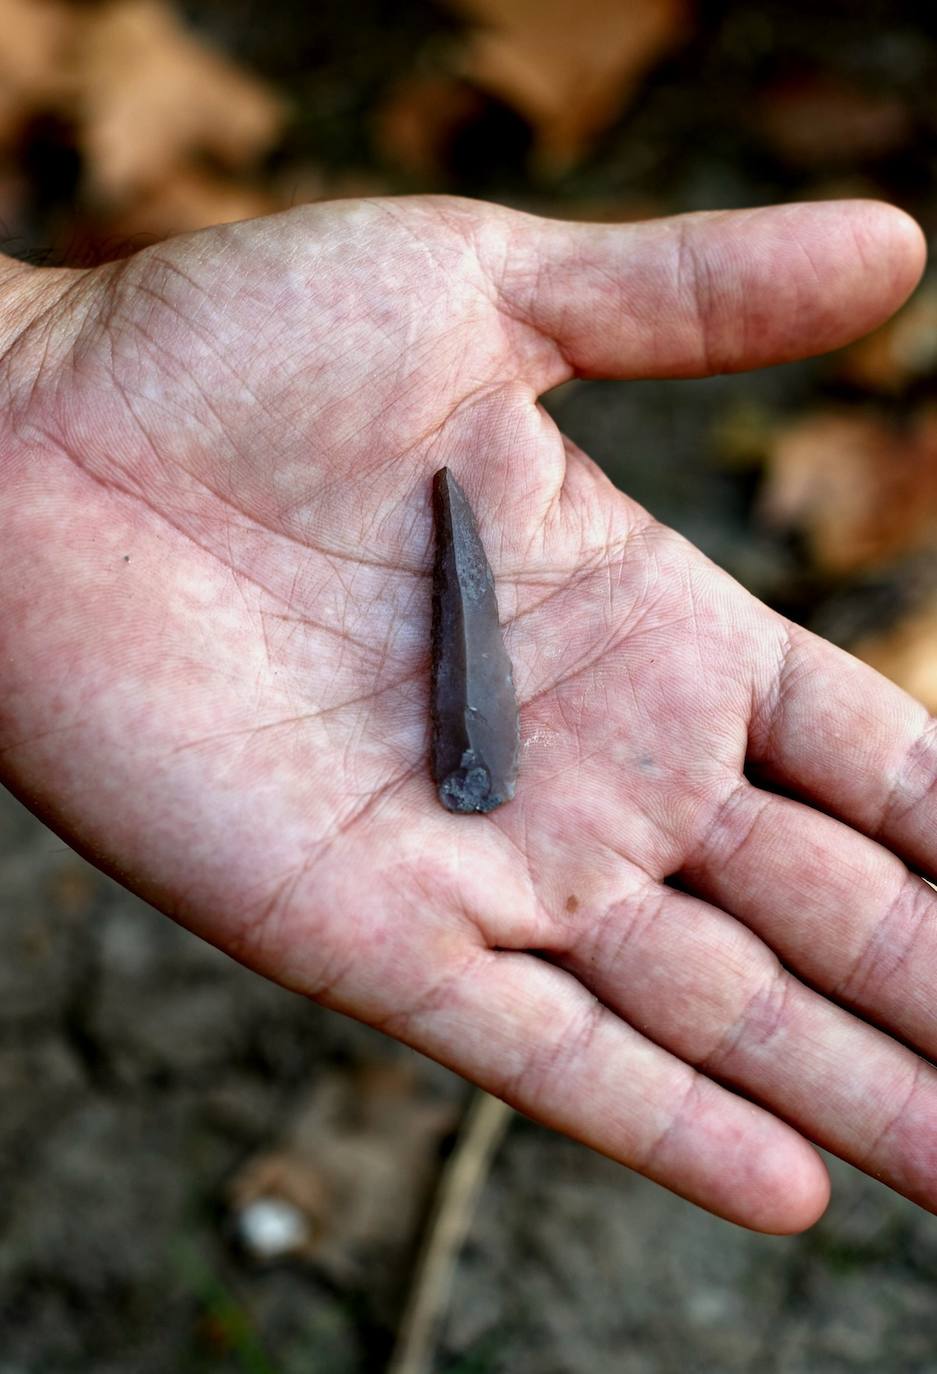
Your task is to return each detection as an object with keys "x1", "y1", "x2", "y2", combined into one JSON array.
[{"x1": 1, "y1": 195, "x2": 933, "y2": 1232}]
